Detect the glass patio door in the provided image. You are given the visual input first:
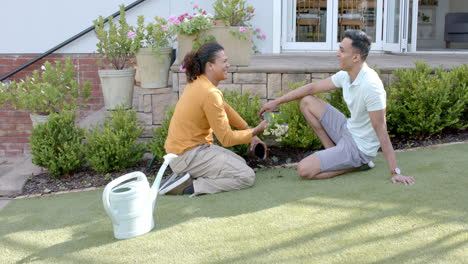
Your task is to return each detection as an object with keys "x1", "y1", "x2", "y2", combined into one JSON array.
[
  {"x1": 282, "y1": 0, "x2": 334, "y2": 50},
  {"x1": 333, "y1": 0, "x2": 380, "y2": 50},
  {"x1": 282, "y1": 0, "x2": 381, "y2": 51},
  {"x1": 382, "y1": 0, "x2": 411, "y2": 52}
]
